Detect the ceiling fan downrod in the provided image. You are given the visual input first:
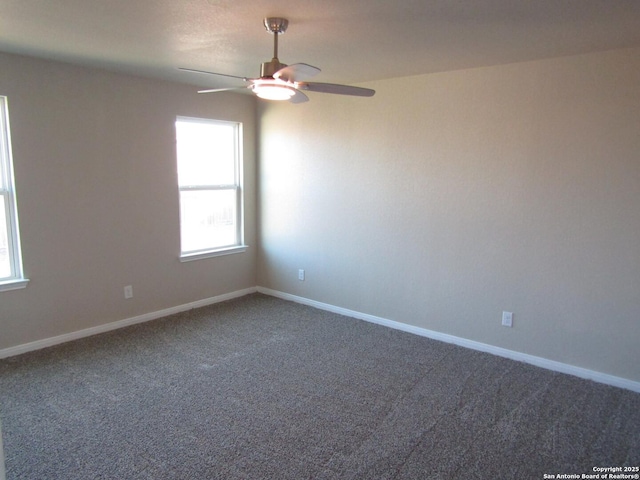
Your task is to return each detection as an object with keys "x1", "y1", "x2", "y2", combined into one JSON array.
[{"x1": 261, "y1": 17, "x2": 289, "y2": 78}]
